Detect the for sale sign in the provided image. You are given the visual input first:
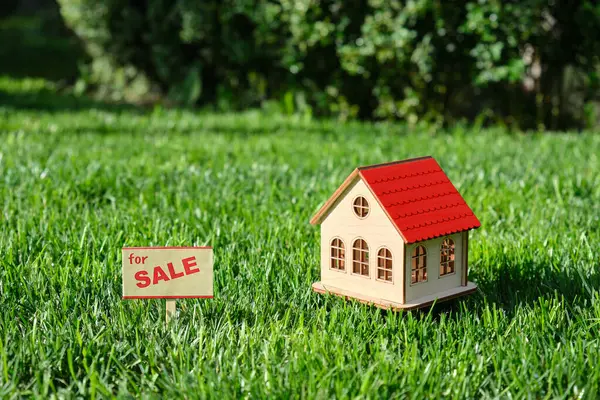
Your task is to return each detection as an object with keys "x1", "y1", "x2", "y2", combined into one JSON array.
[{"x1": 122, "y1": 247, "x2": 213, "y2": 299}]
